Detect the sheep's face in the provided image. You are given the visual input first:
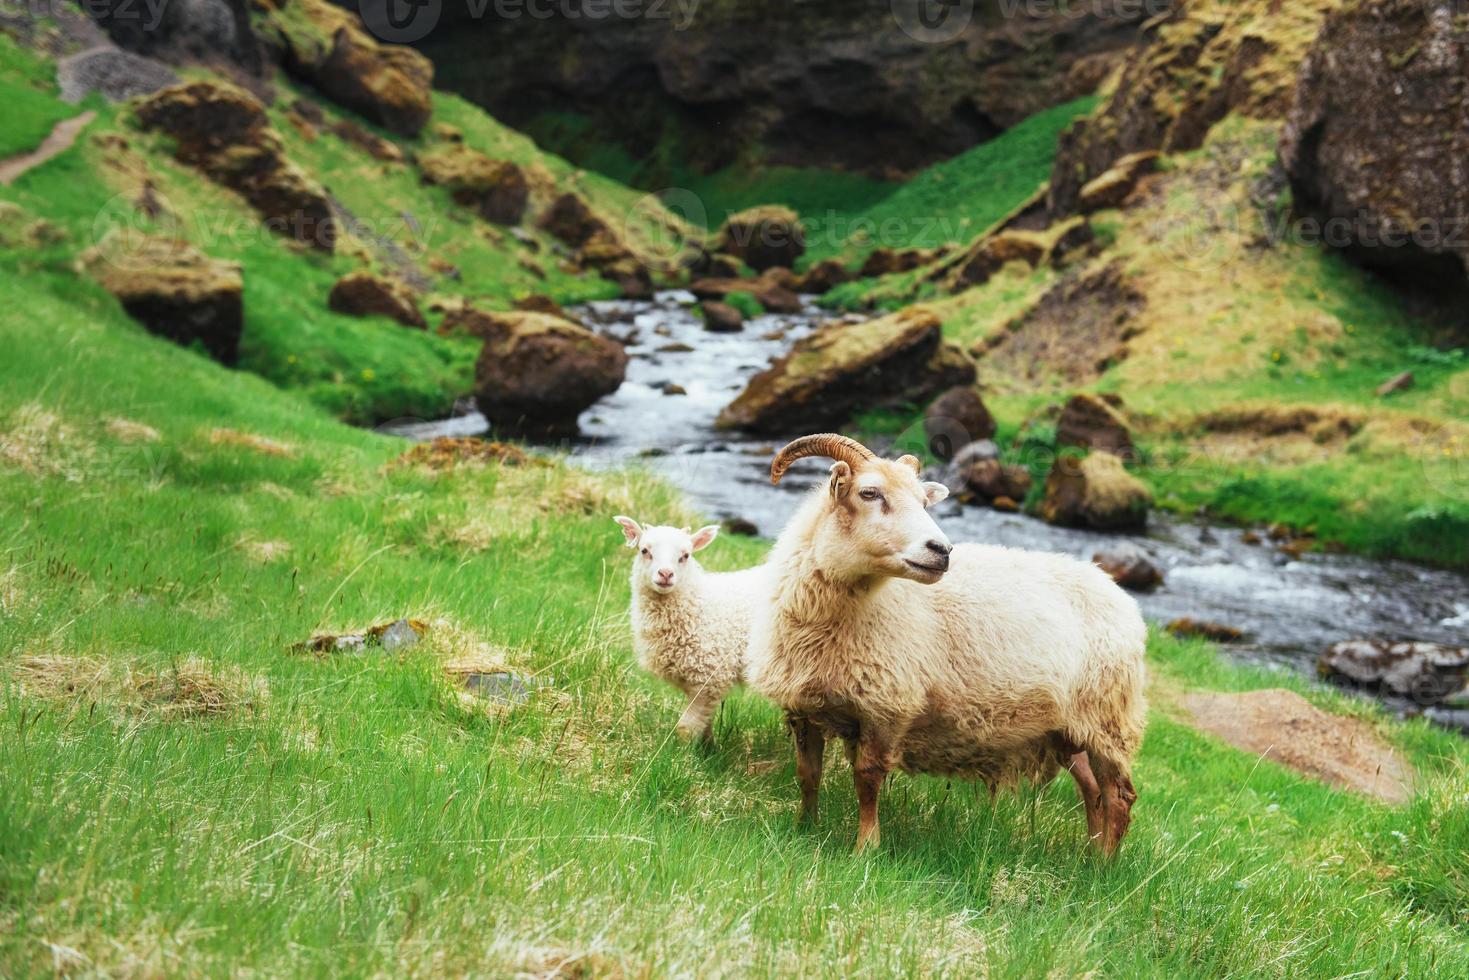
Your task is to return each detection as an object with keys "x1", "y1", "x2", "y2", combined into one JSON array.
[
  {"x1": 819, "y1": 458, "x2": 952, "y2": 585},
  {"x1": 614, "y1": 517, "x2": 719, "y2": 595}
]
